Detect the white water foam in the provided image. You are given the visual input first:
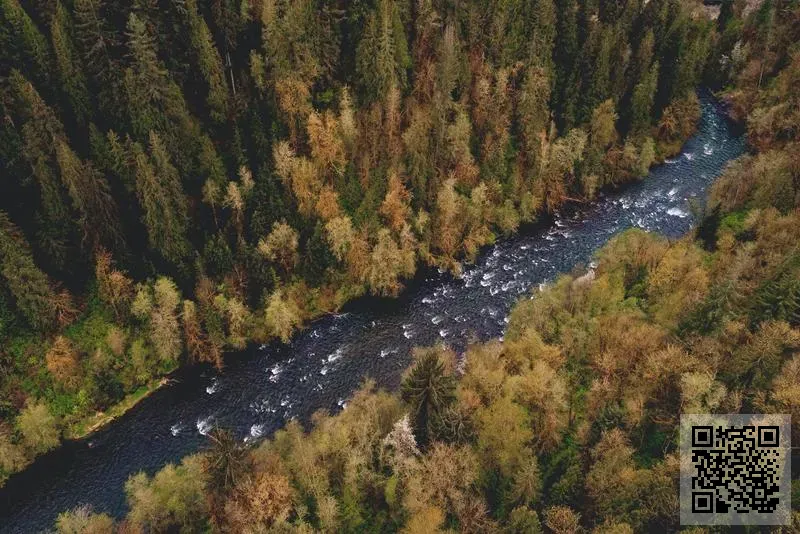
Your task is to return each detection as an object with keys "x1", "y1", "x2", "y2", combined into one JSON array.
[
  {"x1": 326, "y1": 348, "x2": 345, "y2": 364},
  {"x1": 268, "y1": 363, "x2": 283, "y2": 383},
  {"x1": 667, "y1": 207, "x2": 689, "y2": 218},
  {"x1": 380, "y1": 347, "x2": 399, "y2": 358},
  {"x1": 205, "y1": 378, "x2": 219, "y2": 395},
  {"x1": 196, "y1": 416, "x2": 214, "y2": 436}
]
